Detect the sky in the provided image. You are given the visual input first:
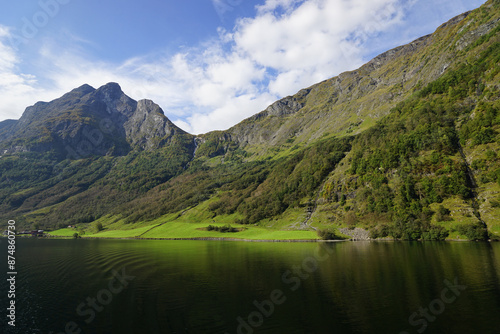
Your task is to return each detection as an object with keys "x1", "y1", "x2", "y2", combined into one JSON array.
[{"x1": 0, "y1": 0, "x2": 487, "y2": 134}]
